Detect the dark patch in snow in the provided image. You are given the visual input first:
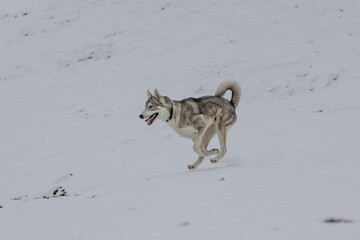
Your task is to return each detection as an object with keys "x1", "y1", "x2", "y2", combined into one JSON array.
[
  {"x1": 42, "y1": 186, "x2": 67, "y2": 199},
  {"x1": 326, "y1": 74, "x2": 339, "y2": 87},
  {"x1": 122, "y1": 139, "x2": 135, "y2": 144},
  {"x1": 324, "y1": 218, "x2": 354, "y2": 224},
  {"x1": 0, "y1": 205, "x2": 3, "y2": 208},
  {"x1": 78, "y1": 56, "x2": 94, "y2": 62},
  {"x1": 11, "y1": 195, "x2": 28, "y2": 201},
  {"x1": 1, "y1": 14, "x2": 9, "y2": 20},
  {"x1": 331, "y1": 73, "x2": 339, "y2": 81},
  {"x1": 179, "y1": 222, "x2": 190, "y2": 227}
]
